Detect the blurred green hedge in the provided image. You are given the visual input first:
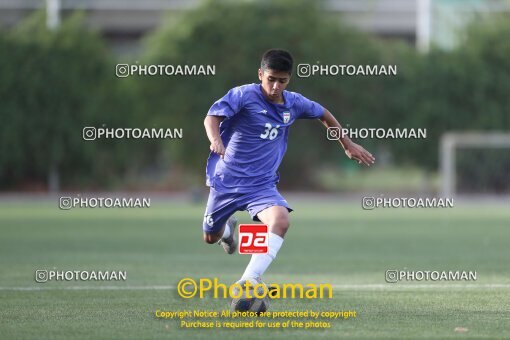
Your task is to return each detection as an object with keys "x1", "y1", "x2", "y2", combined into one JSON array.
[{"x1": 0, "y1": 11, "x2": 154, "y2": 190}]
